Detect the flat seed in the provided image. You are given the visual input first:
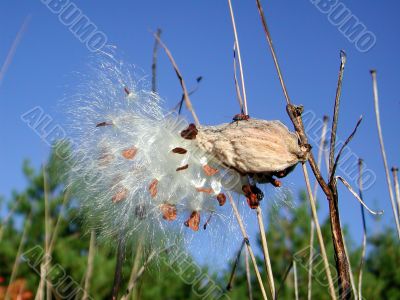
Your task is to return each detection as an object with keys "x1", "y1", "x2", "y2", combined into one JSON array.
[
  {"x1": 149, "y1": 179, "x2": 158, "y2": 198},
  {"x1": 196, "y1": 187, "x2": 214, "y2": 194},
  {"x1": 203, "y1": 164, "x2": 219, "y2": 176},
  {"x1": 122, "y1": 146, "x2": 138, "y2": 159},
  {"x1": 180, "y1": 123, "x2": 198, "y2": 140},
  {"x1": 112, "y1": 188, "x2": 128, "y2": 203},
  {"x1": 184, "y1": 211, "x2": 200, "y2": 231},
  {"x1": 176, "y1": 164, "x2": 189, "y2": 171},
  {"x1": 96, "y1": 121, "x2": 113, "y2": 127},
  {"x1": 172, "y1": 147, "x2": 187, "y2": 154}
]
